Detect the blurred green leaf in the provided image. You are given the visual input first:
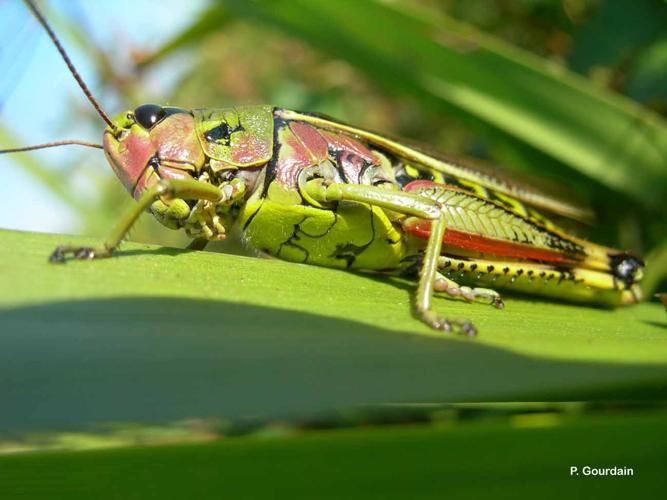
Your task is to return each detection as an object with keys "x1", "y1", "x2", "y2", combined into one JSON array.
[
  {"x1": 137, "y1": 4, "x2": 230, "y2": 68},
  {"x1": 145, "y1": 0, "x2": 667, "y2": 209},
  {"x1": 1, "y1": 230, "x2": 666, "y2": 432},
  {"x1": 0, "y1": 411, "x2": 665, "y2": 499},
  {"x1": 0, "y1": 125, "x2": 87, "y2": 213},
  {"x1": 643, "y1": 238, "x2": 667, "y2": 295},
  {"x1": 569, "y1": 0, "x2": 667, "y2": 74},
  {"x1": 627, "y1": 38, "x2": 667, "y2": 105}
]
